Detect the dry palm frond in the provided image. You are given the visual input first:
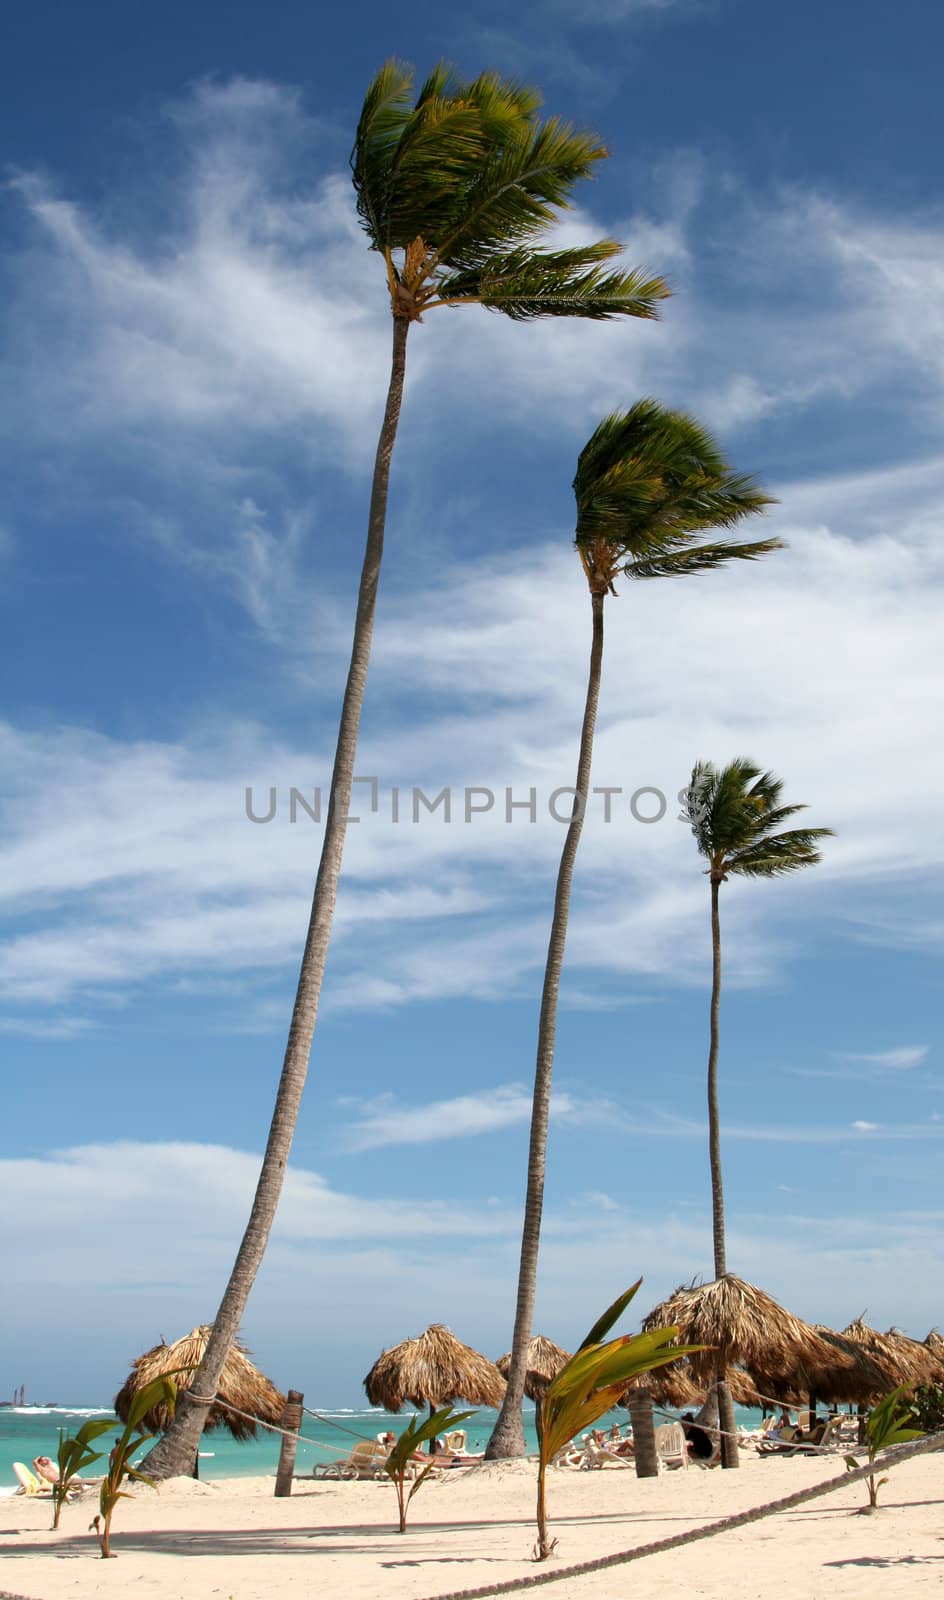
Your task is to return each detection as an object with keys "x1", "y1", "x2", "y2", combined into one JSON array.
[
  {"x1": 364, "y1": 1324, "x2": 506, "y2": 1411},
  {"x1": 114, "y1": 1327, "x2": 284, "y2": 1439}
]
